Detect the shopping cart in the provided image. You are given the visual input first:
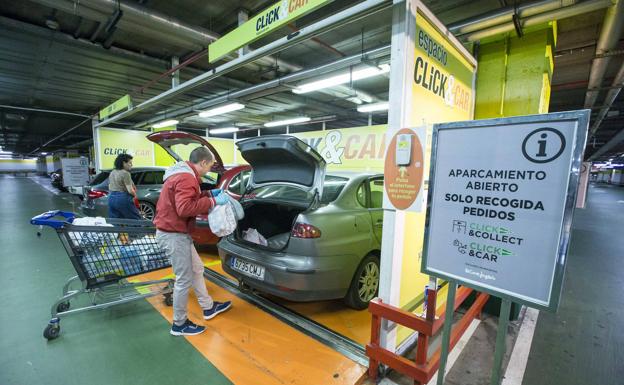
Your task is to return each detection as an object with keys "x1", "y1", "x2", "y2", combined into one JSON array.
[{"x1": 31, "y1": 211, "x2": 174, "y2": 340}]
